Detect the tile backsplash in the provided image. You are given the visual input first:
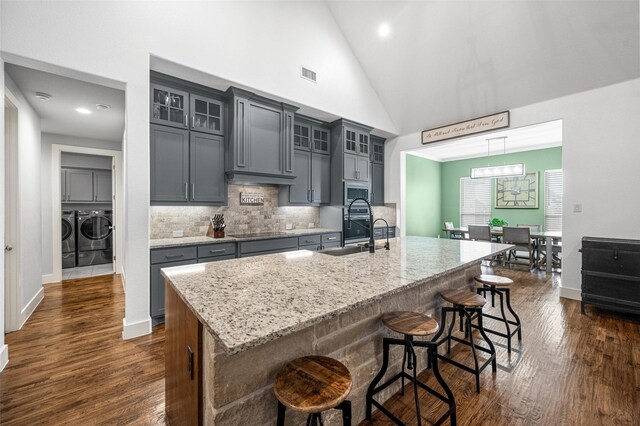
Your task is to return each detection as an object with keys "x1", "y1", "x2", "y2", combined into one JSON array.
[{"x1": 150, "y1": 184, "x2": 321, "y2": 239}]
